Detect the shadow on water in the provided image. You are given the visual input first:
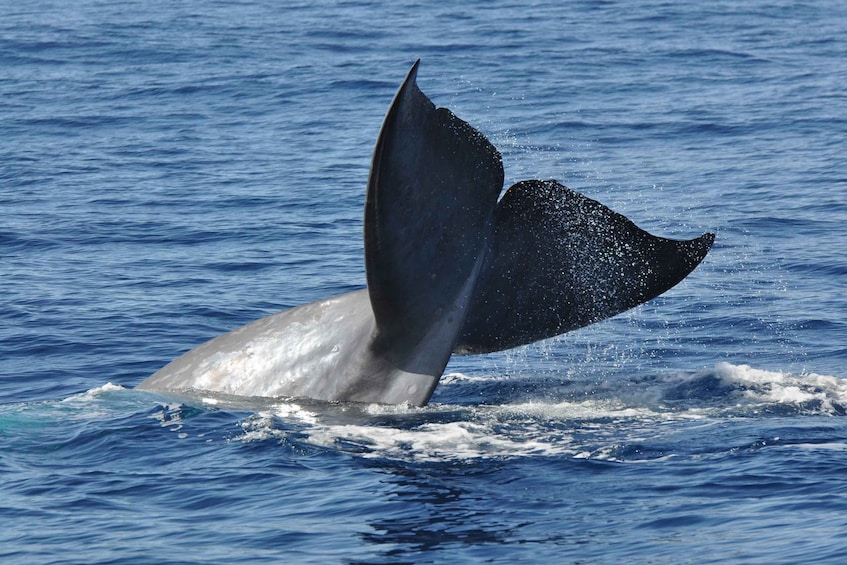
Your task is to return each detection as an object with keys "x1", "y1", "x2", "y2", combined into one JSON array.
[{"x1": 356, "y1": 464, "x2": 515, "y2": 559}]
